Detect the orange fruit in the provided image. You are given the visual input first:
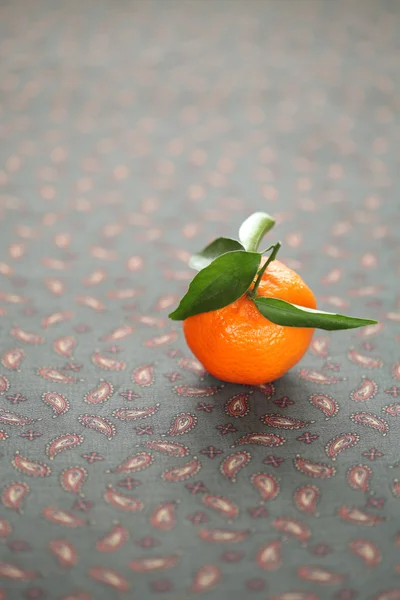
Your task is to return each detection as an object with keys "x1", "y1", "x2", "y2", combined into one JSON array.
[{"x1": 183, "y1": 258, "x2": 316, "y2": 385}]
